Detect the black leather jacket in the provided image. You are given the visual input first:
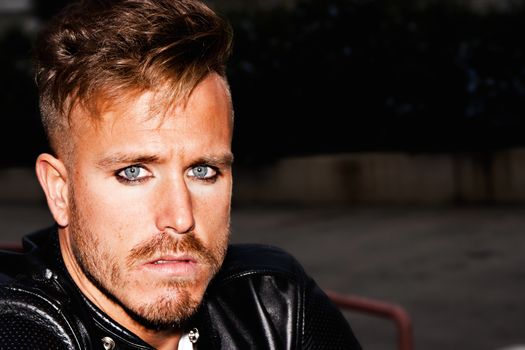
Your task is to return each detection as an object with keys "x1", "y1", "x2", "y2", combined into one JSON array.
[{"x1": 0, "y1": 227, "x2": 361, "y2": 349}]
